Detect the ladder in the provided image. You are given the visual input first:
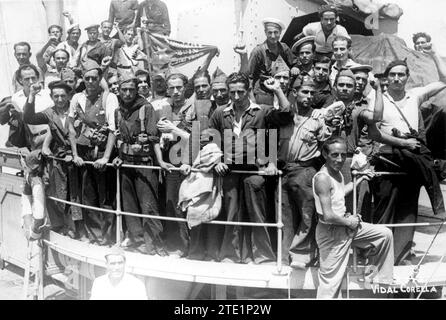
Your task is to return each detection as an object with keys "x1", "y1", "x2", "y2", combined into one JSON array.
[{"x1": 22, "y1": 239, "x2": 44, "y2": 300}]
